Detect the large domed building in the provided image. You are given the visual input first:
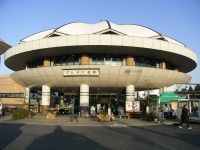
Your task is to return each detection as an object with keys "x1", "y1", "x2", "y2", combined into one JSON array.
[{"x1": 4, "y1": 21, "x2": 197, "y2": 114}]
